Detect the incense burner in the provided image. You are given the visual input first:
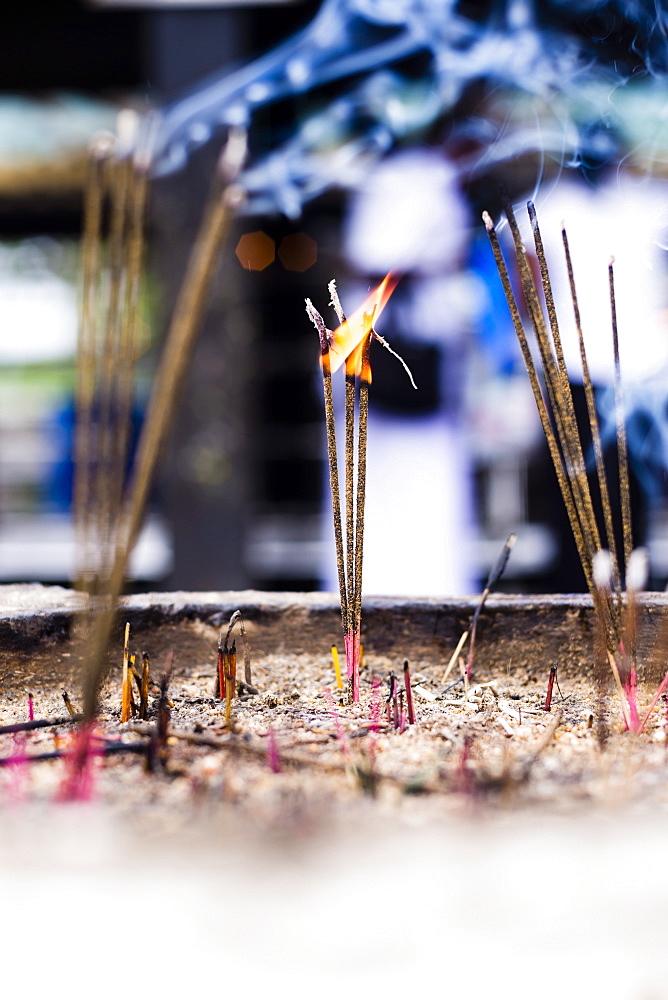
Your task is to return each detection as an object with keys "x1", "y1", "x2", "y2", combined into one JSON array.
[
  {"x1": 4, "y1": 582, "x2": 668, "y2": 825},
  {"x1": 3, "y1": 584, "x2": 667, "y2": 678}
]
